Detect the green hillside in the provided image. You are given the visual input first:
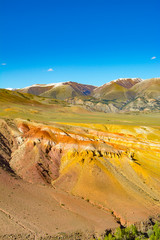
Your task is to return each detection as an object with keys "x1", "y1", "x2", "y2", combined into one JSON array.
[
  {"x1": 40, "y1": 84, "x2": 81, "y2": 100},
  {"x1": 130, "y1": 78, "x2": 160, "y2": 99},
  {"x1": 93, "y1": 82, "x2": 128, "y2": 101}
]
